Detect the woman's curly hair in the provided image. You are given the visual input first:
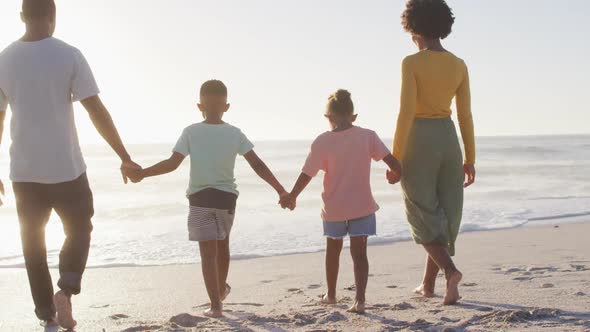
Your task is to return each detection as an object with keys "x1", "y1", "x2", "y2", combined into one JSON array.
[{"x1": 402, "y1": 0, "x2": 455, "y2": 39}]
